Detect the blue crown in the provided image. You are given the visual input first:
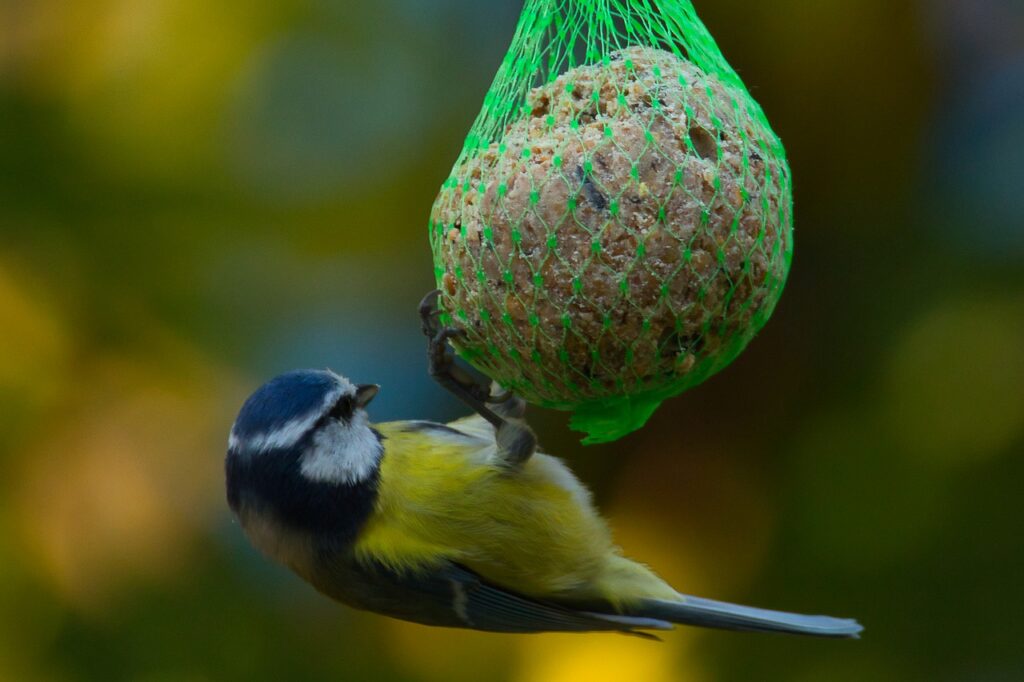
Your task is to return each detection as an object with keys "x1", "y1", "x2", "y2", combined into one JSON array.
[{"x1": 232, "y1": 369, "x2": 342, "y2": 440}]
